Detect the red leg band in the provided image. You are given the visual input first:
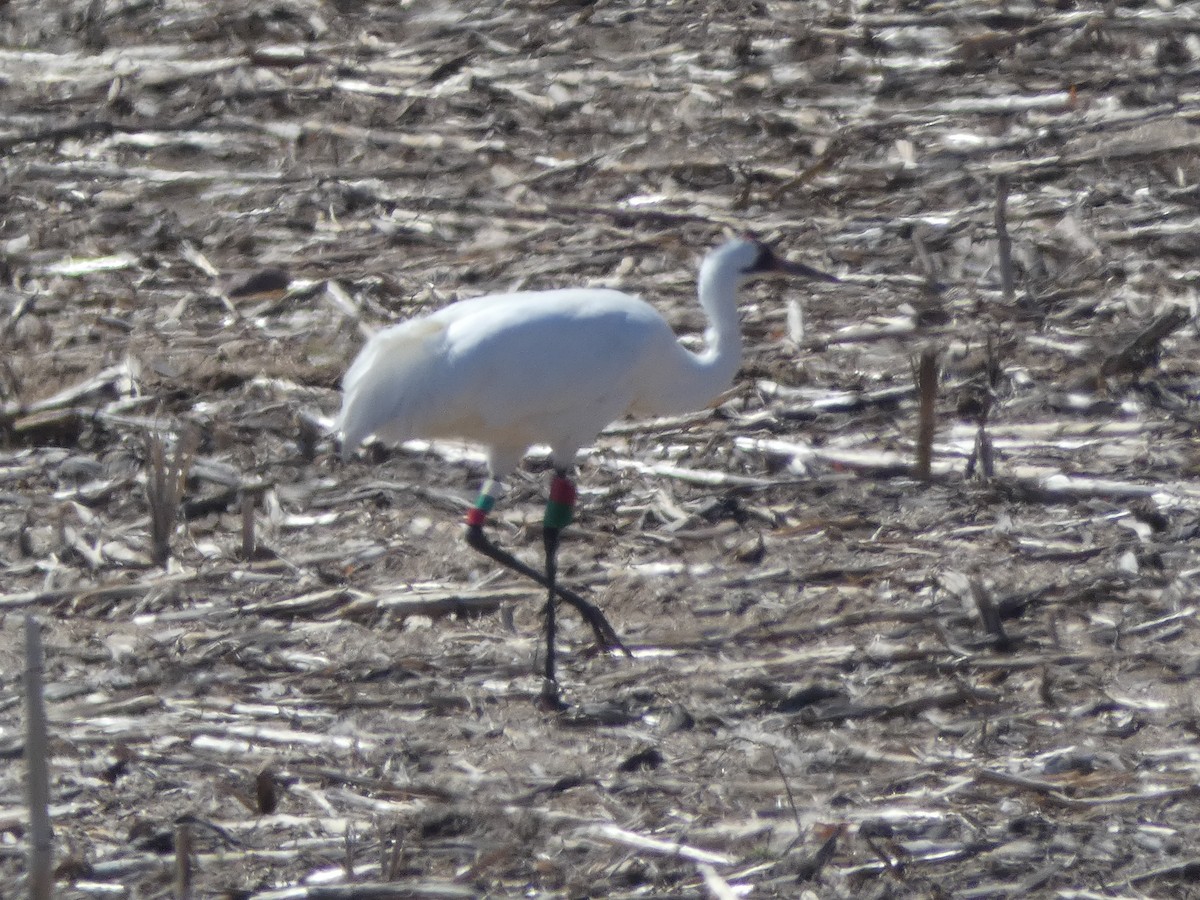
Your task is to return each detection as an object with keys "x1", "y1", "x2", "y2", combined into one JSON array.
[
  {"x1": 549, "y1": 476, "x2": 576, "y2": 506},
  {"x1": 545, "y1": 475, "x2": 575, "y2": 530}
]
